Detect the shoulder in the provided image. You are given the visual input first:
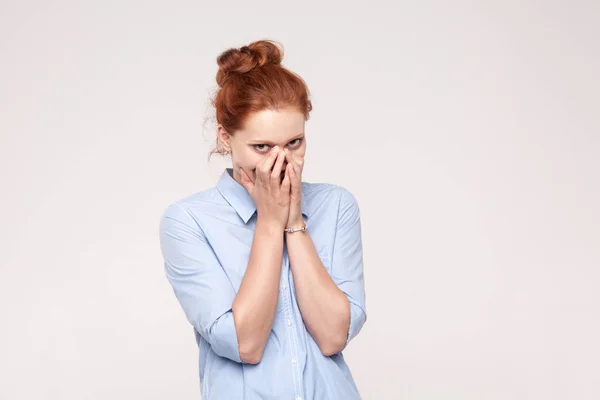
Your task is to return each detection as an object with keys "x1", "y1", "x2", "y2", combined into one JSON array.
[
  {"x1": 302, "y1": 180, "x2": 359, "y2": 208},
  {"x1": 159, "y1": 187, "x2": 221, "y2": 232}
]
